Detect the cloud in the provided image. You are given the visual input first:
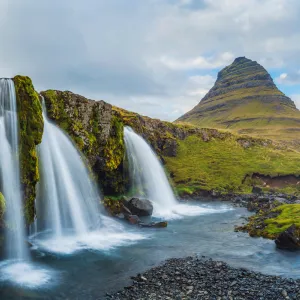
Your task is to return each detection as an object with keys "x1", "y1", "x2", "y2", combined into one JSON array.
[
  {"x1": 276, "y1": 71, "x2": 300, "y2": 85},
  {"x1": 160, "y1": 52, "x2": 234, "y2": 70},
  {"x1": 0, "y1": 0, "x2": 299, "y2": 121},
  {"x1": 291, "y1": 94, "x2": 300, "y2": 109}
]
